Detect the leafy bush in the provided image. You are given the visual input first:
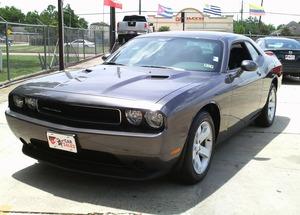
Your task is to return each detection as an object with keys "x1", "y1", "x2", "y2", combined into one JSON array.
[{"x1": 158, "y1": 26, "x2": 170, "y2": 32}]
